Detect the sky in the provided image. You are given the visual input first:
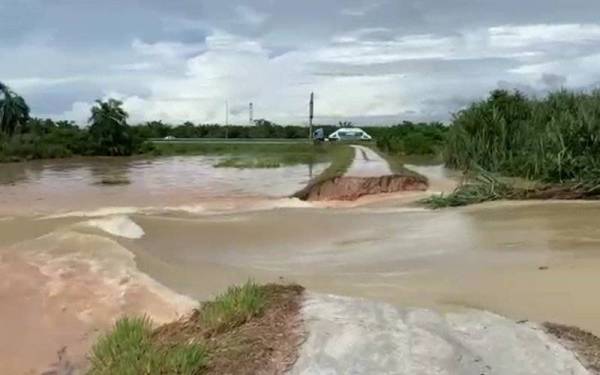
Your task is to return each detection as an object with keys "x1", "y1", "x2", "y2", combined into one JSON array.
[{"x1": 3, "y1": 0, "x2": 600, "y2": 126}]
